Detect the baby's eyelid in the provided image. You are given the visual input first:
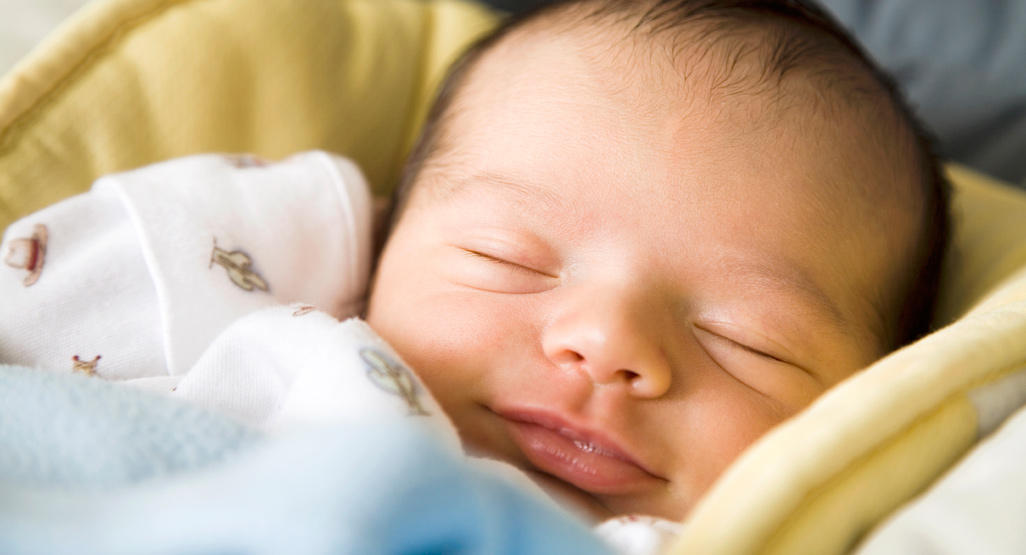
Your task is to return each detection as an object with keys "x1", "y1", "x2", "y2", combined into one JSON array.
[
  {"x1": 728, "y1": 336, "x2": 785, "y2": 363},
  {"x1": 693, "y1": 324, "x2": 790, "y2": 365},
  {"x1": 461, "y1": 248, "x2": 559, "y2": 279}
]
